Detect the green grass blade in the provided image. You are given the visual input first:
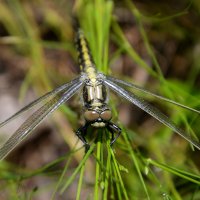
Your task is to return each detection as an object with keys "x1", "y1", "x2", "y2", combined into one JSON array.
[
  {"x1": 76, "y1": 163, "x2": 85, "y2": 200},
  {"x1": 60, "y1": 144, "x2": 95, "y2": 194}
]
